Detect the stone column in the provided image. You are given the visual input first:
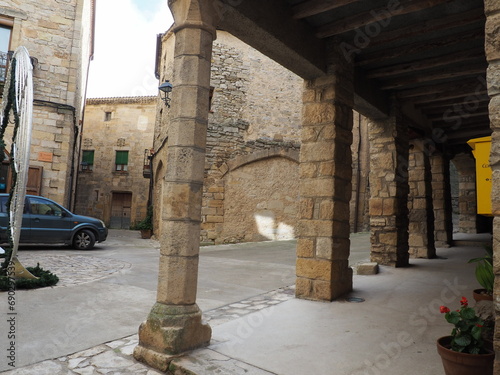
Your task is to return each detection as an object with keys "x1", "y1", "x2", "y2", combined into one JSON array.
[
  {"x1": 453, "y1": 153, "x2": 477, "y2": 234},
  {"x1": 368, "y1": 106, "x2": 410, "y2": 267},
  {"x1": 133, "y1": 0, "x2": 217, "y2": 371},
  {"x1": 296, "y1": 42, "x2": 354, "y2": 301},
  {"x1": 484, "y1": 1, "x2": 500, "y2": 371},
  {"x1": 431, "y1": 152, "x2": 453, "y2": 247},
  {"x1": 407, "y1": 139, "x2": 436, "y2": 258}
]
